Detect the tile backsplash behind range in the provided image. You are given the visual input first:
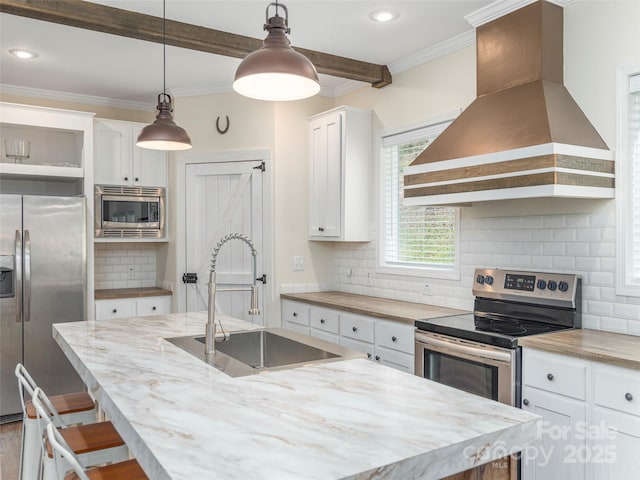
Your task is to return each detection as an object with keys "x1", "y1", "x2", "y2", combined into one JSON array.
[{"x1": 95, "y1": 243, "x2": 158, "y2": 289}]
